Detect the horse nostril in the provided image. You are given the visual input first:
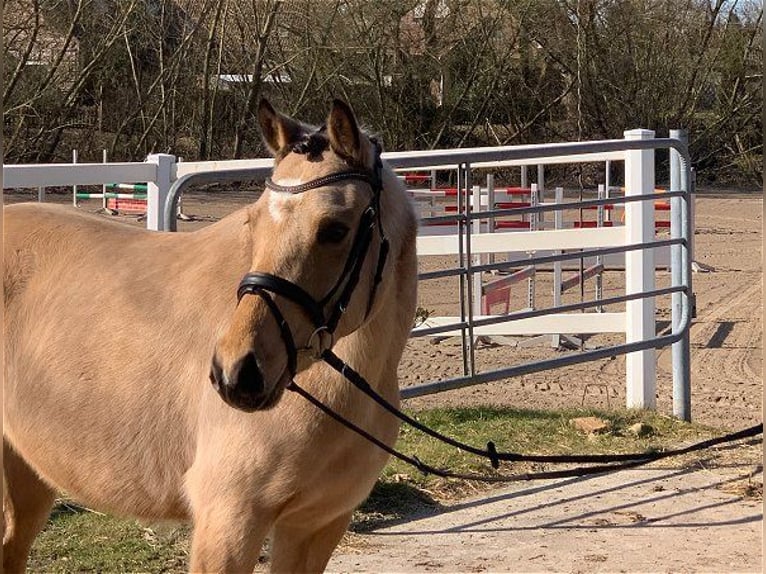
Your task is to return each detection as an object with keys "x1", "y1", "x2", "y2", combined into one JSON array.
[
  {"x1": 230, "y1": 352, "x2": 264, "y2": 396},
  {"x1": 209, "y1": 355, "x2": 224, "y2": 391}
]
